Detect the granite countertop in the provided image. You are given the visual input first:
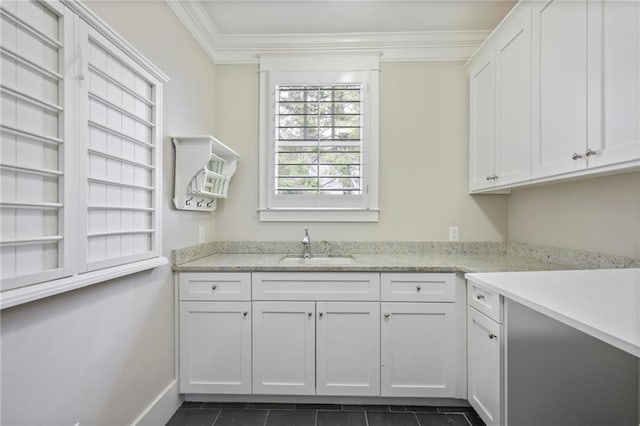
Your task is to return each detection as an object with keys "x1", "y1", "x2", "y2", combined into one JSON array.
[{"x1": 173, "y1": 252, "x2": 569, "y2": 274}]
